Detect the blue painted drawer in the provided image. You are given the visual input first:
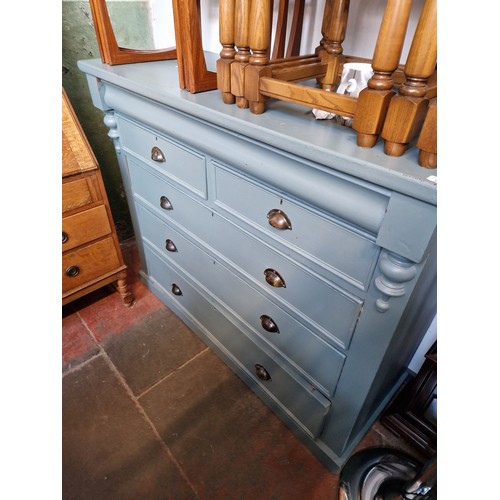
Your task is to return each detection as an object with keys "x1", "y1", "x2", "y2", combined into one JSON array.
[
  {"x1": 204, "y1": 213, "x2": 363, "y2": 350},
  {"x1": 214, "y1": 165, "x2": 379, "y2": 291},
  {"x1": 136, "y1": 203, "x2": 346, "y2": 397},
  {"x1": 131, "y1": 157, "x2": 362, "y2": 349},
  {"x1": 128, "y1": 158, "x2": 213, "y2": 235},
  {"x1": 119, "y1": 116, "x2": 207, "y2": 198},
  {"x1": 142, "y1": 244, "x2": 332, "y2": 439}
]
